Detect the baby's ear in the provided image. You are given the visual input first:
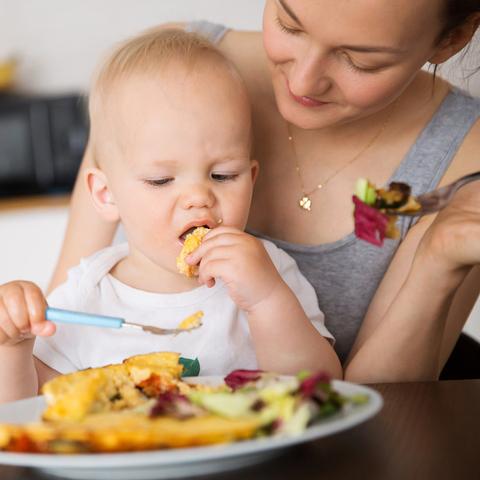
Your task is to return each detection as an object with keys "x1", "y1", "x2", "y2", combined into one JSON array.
[
  {"x1": 250, "y1": 159, "x2": 260, "y2": 185},
  {"x1": 85, "y1": 167, "x2": 120, "y2": 222}
]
